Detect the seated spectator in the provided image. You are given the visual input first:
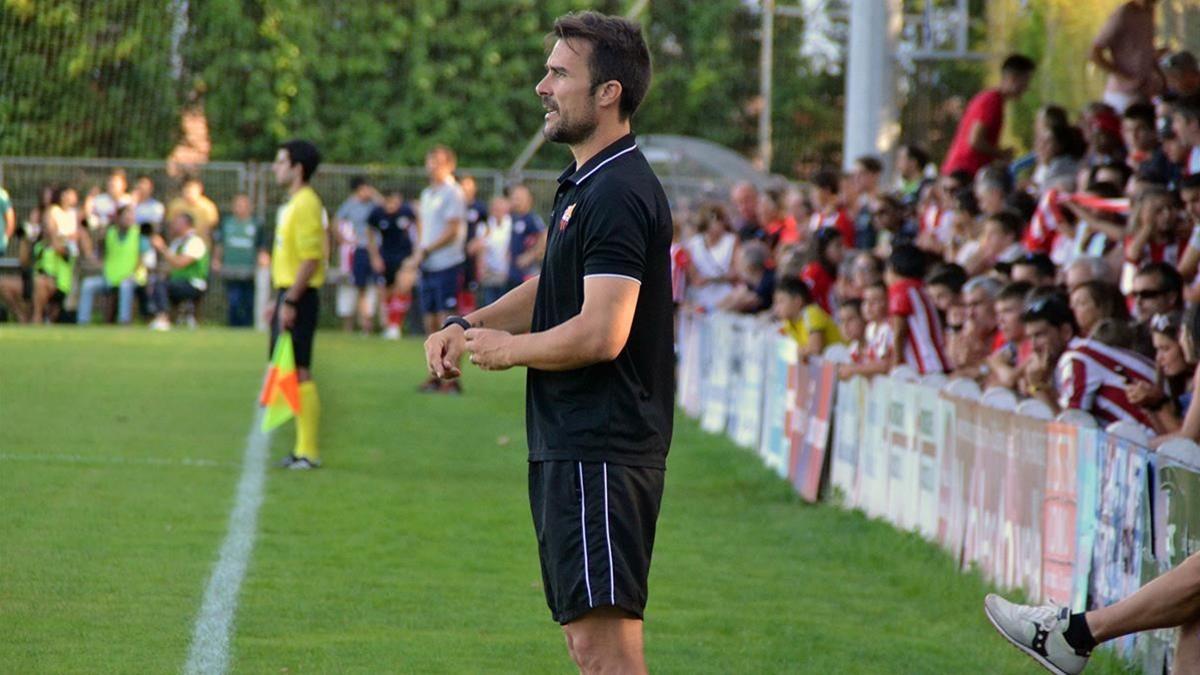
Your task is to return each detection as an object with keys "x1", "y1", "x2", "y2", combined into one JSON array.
[
  {"x1": 1122, "y1": 103, "x2": 1171, "y2": 180},
  {"x1": 850, "y1": 155, "x2": 883, "y2": 249},
  {"x1": 759, "y1": 188, "x2": 799, "y2": 250},
  {"x1": 730, "y1": 181, "x2": 763, "y2": 242},
  {"x1": 985, "y1": 281, "x2": 1035, "y2": 389},
  {"x1": 951, "y1": 276, "x2": 1002, "y2": 376},
  {"x1": 1153, "y1": 305, "x2": 1200, "y2": 445},
  {"x1": 147, "y1": 212, "x2": 208, "y2": 331},
  {"x1": 869, "y1": 194, "x2": 917, "y2": 259},
  {"x1": 1064, "y1": 255, "x2": 1111, "y2": 293},
  {"x1": 807, "y1": 170, "x2": 855, "y2": 247},
  {"x1": 775, "y1": 276, "x2": 843, "y2": 359},
  {"x1": 76, "y1": 204, "x2": 144, "y2": 325},
  {"x1": 925, "y1": 263, "x2": 968, "y2": 316},
  {"x1": 837, "y1": 299, "x2": 867, "y2": 362},
  {"x1": 684, "y1": 203, "x2": 737, "y2": 312},
  {"x1": 1127, "y1": 311, "x2": 1192, "y2": 434},
  {"x1": 838, "y1": 282, "x2": 893, "y2": 380},
  {"x1": 1019, "y1": 294, "x2": 1157, "y2": 433},
  {"x1": 1122, "y1": 186, "x2": 1182, "y2": 292},
  {"x1": 1131, "y1": 260, "x2": 1183, "y2": 322},
  {"x1": 895, "y1": 144, "x2": 931, "y2": 205},
  {"x1": 848, "y1": 251, "x2": 884, "y2": 298},
  {"x1": 800, "y1": 227, "x2": 844, "y2": 313},
  {"x1": 916, "y1": 171, "x2": 970, "y2": 255},
  {"x1": 718, "y1": 240, "x2": 775, "y2": 314},
  {"x1": 1069, "y1": 280, "x2": 1128, "y2": 340},
  {"x1": 963, "y1": 210, "x2": 1025, "y2": 276},
  {"x1": 887, "y1": 244, "x2": 951, "y2": 374},
  {"x1": 974, "y1": 167, "x2": 1011, "y2": 218},
  {"x1": 1010, "y1": 252, "x2": 1058, "y2": 288}
]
